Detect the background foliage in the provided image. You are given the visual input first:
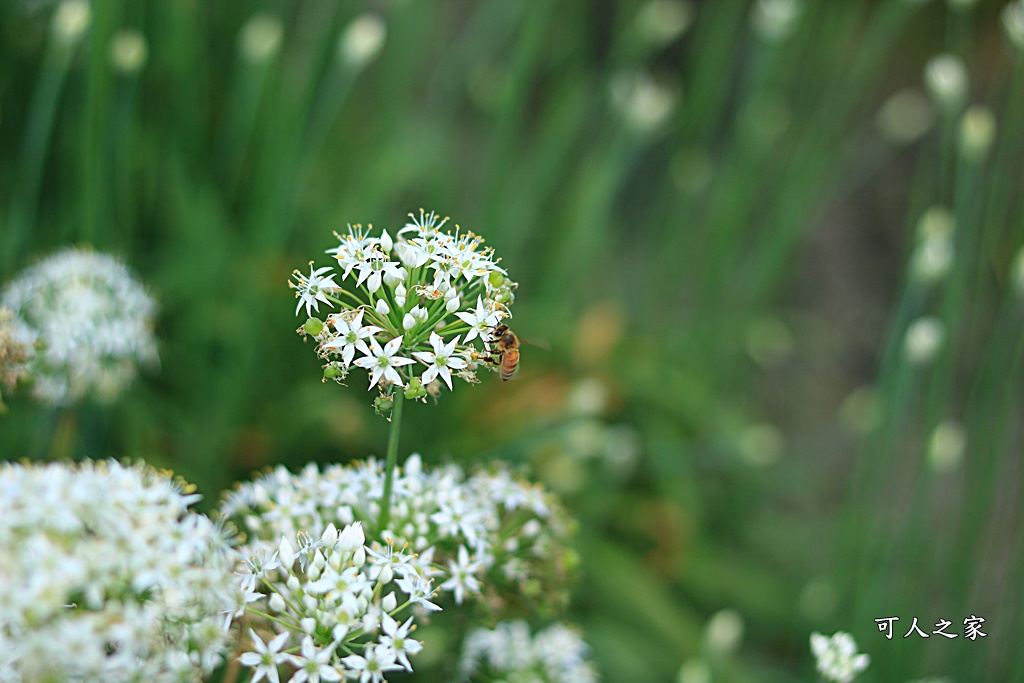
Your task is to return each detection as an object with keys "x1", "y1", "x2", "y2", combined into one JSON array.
[{"x1": 1, "y1": 0, "x2": 1022, "y2": 680}]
